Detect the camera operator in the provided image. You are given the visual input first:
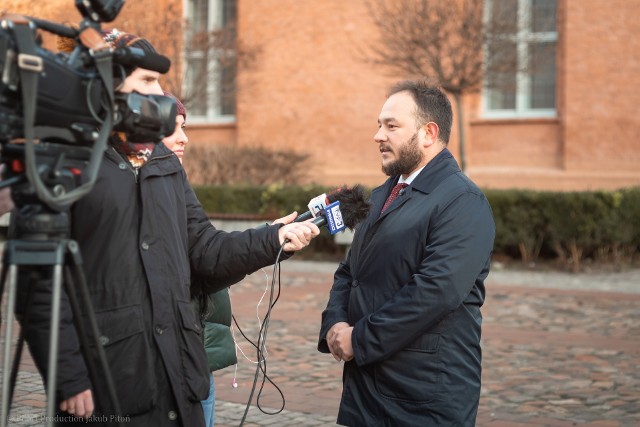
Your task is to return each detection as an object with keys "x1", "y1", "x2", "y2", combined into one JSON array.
[{"x1": 15, "y1": 30, "x2": 320, "y2": 427}]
